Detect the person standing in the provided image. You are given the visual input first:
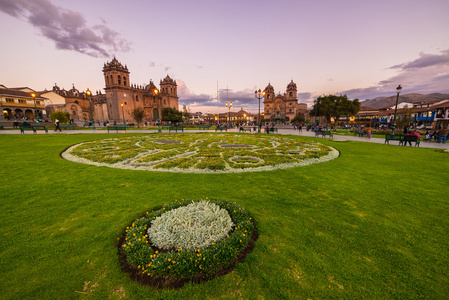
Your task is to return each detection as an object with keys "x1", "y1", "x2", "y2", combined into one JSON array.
[{"x1": 55, "y1": 118, "x2": 62, "y2": 132}]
